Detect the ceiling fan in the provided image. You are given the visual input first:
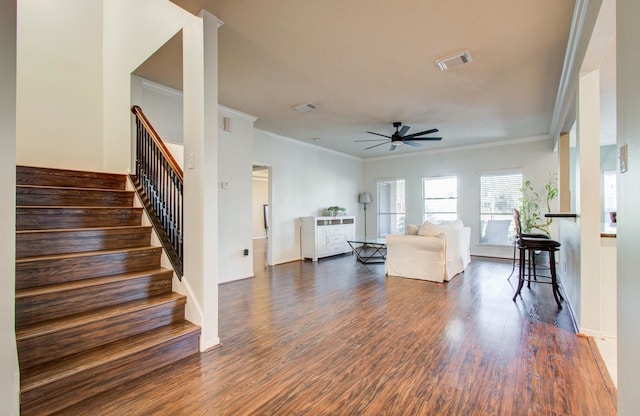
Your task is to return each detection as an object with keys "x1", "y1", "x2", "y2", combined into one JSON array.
[{"x1": 356, "y1": 122, "x2": 442, "y2": 151}]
